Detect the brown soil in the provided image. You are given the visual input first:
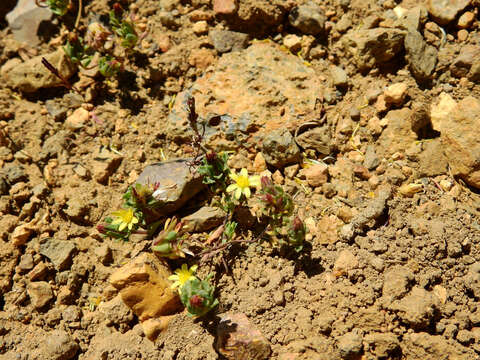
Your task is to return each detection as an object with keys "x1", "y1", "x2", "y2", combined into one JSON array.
[{"x1": 1, "y1": 0, "x2": 480, "y2": 359}]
